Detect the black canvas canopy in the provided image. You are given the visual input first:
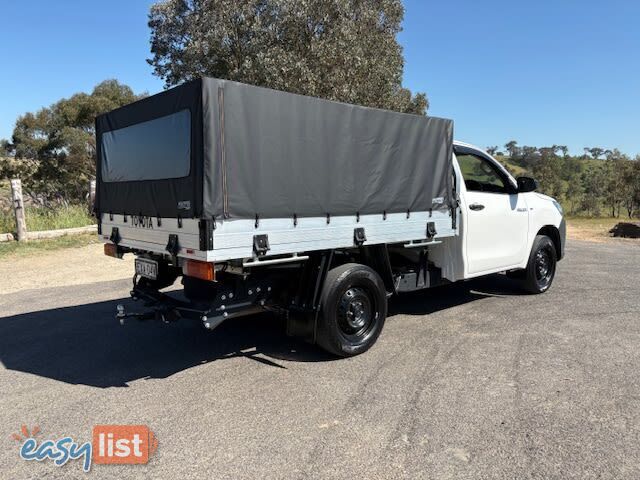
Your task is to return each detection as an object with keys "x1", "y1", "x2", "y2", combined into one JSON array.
[{"x1": 96, "y1": 78, "x2": 454, "y2": 220}]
